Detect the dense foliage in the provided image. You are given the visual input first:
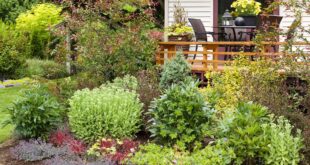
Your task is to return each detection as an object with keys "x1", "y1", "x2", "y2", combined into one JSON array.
[
  {"x1": 216, "y1": 102, "x2": 270, "y2": 164},
  {"x1": 0, "y1": 0, "x2": 46, "y2": 22},
  {"x1": 68, "y1": 76, "x2": 143, "y2": 142},
  {"x1": 6, "y1": 86, "x2": 63, "y2": 139},
  {"x1": 148, "y1": 81, "x2": 214, "y2": 149},
  {"x1": 263, "y1": 116, "x2": 303, "y2": 164},
  {"x1": 77, "y1": 20, "x2": 157, "y2": 82},
  {"x1": 15, "y1": 3, "x2": 63, "y2": 58},
  {"x1": 24, "y1": 59, "x2": 67, "y2": 79},
  {"x1": 159, "y1": 52, "x2": 192, "y2": 89},
  {"x1": 0, "y1": 21, "x2": 25, "y2": 79},
  {"x1": 129, "y1": 141, "x2": 236, "y2": 165}
]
